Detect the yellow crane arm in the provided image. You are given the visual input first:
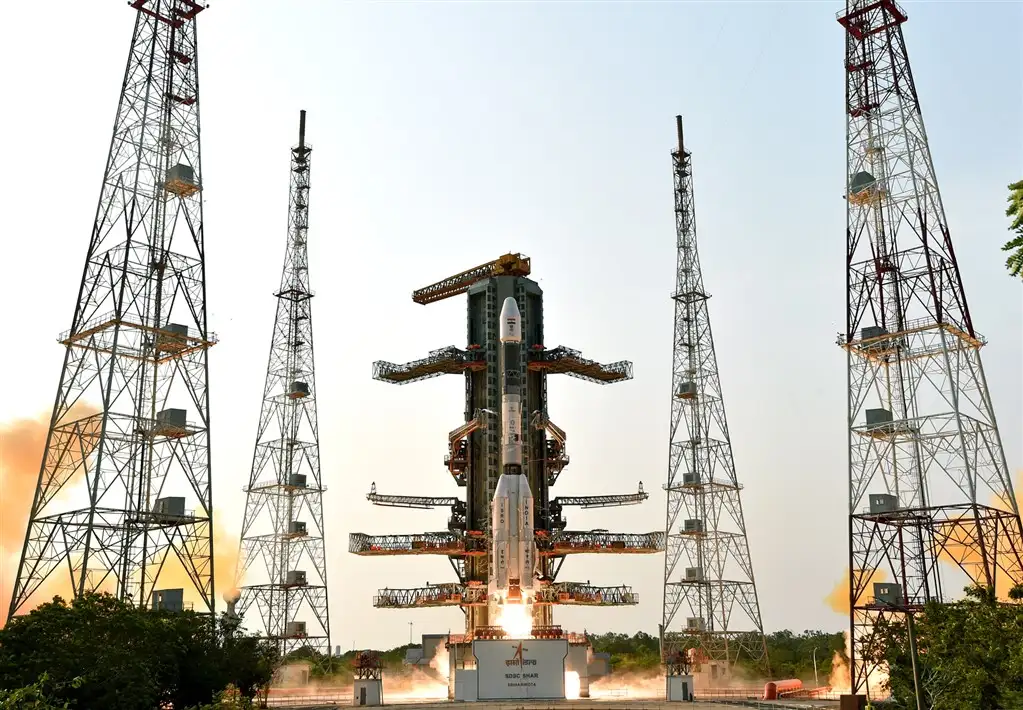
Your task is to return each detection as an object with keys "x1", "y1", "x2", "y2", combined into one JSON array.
[{"x1": 412, "y1": 253, "x2": 531, "y2": 305}]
